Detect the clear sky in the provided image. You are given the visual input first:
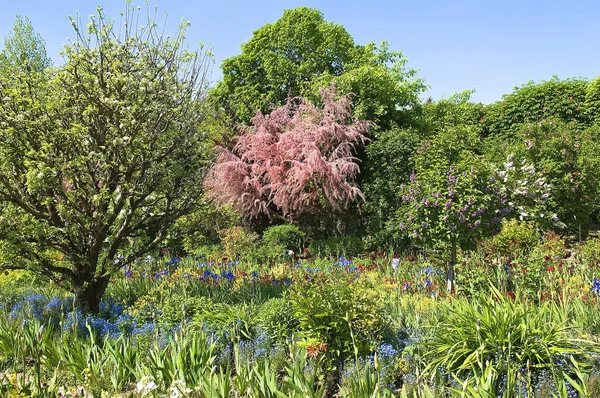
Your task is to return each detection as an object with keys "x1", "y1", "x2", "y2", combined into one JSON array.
[{"x1": 1, "y1": 0, "x2": 598, "y2": 104}]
